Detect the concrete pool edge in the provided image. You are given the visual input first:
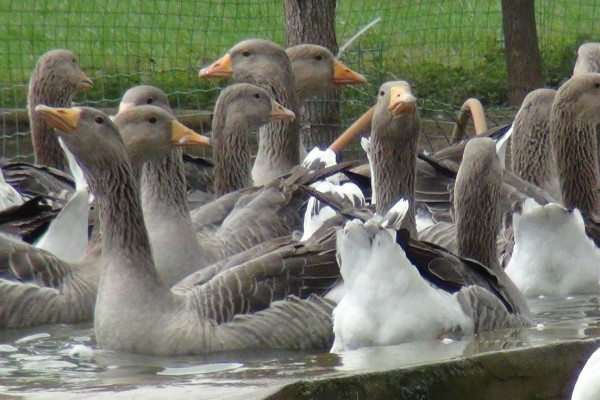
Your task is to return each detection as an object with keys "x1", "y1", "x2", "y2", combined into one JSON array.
[{"x1": 264, "y1": 337, "x2": 600, "y2": 400}]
